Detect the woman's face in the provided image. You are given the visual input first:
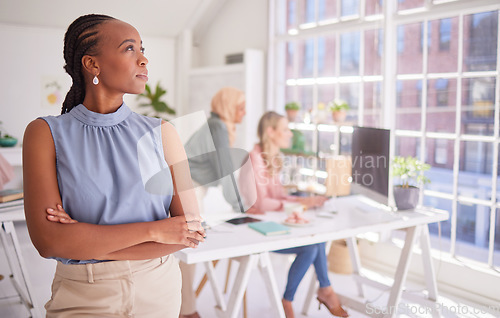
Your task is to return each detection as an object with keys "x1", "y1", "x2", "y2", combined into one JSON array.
[
  {"x1": 234, "y1": 96, "x2": 246, "y2": 124},
  {"x1": 92, "y1": 20, "x2": 149, "y2": 95},
  {"x1": 270, "y1": 117, "x2": 293, "y2": 149}
]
